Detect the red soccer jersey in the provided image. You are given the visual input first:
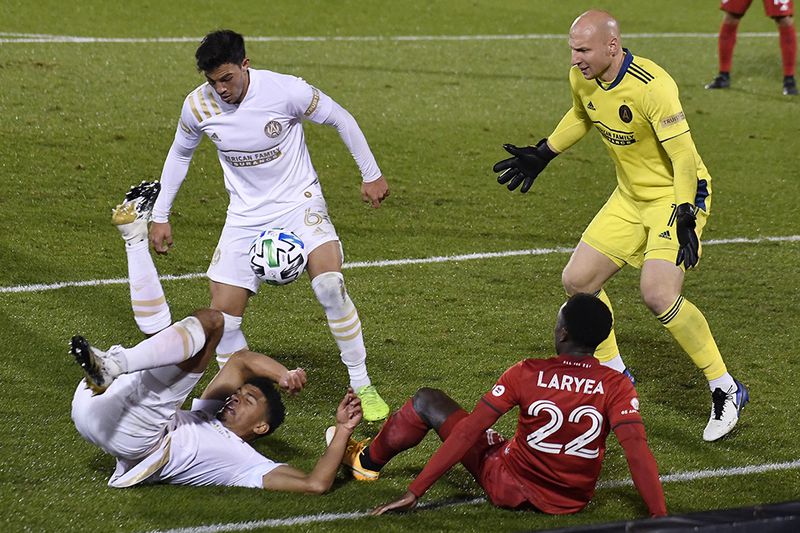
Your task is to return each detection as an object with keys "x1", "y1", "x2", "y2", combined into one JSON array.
[{"x1": 481, "y1": 354, "x2": 642, "y2": 514}]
